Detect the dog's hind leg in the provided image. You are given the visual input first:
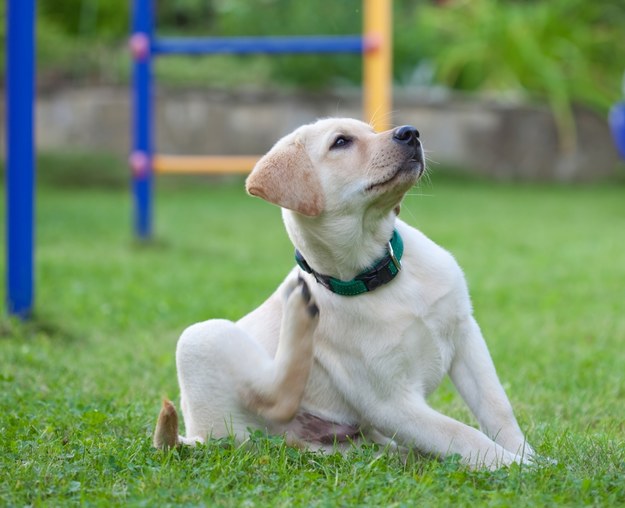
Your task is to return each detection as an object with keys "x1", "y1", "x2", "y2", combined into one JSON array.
[
  {"x1": 247, "y1": 275, "x2": 319, "y2": 423},
  {"x1": 171, "y1": 276, "x2": 319, "y2": 445}
]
